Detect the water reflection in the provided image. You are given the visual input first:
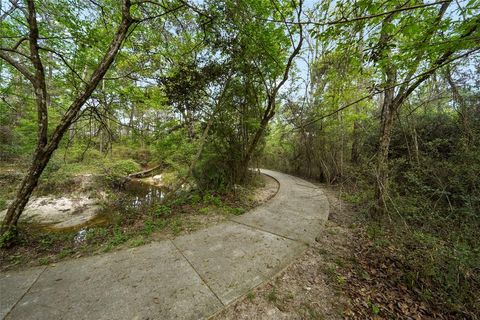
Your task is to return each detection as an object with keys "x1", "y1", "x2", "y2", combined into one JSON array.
[
  {"x1": 44, "y1": 179, "x2": 166, "y2": 241},
  {"x1": 74, "y1": 228, "x2": 87, "y2": 244},
  {"x1": 123, "y1": 179, "x2": 165, "y2": 209}
]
